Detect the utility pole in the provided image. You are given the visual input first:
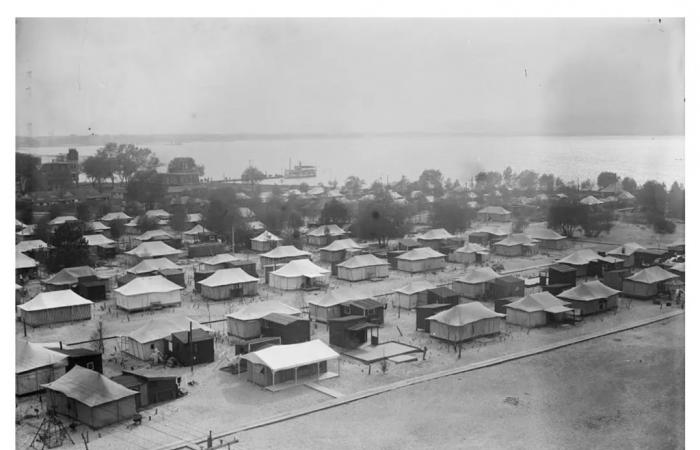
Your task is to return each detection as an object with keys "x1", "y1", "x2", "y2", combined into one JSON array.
[{"x1": 189, "y1": 321, "x2": 194, "y2": 375}]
